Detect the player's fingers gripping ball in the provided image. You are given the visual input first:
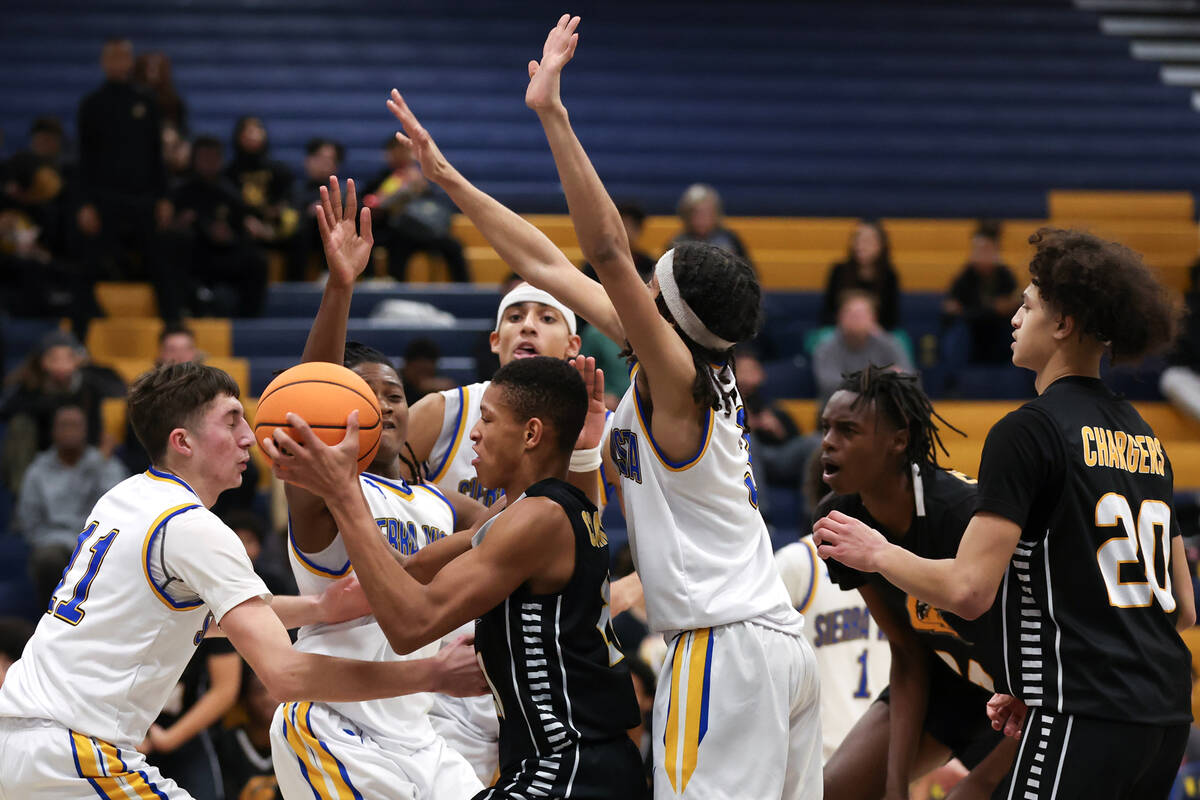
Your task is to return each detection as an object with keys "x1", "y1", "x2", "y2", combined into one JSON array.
[{"x1": 254, "y1": 362, "x2": 382, "y2": 473}]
